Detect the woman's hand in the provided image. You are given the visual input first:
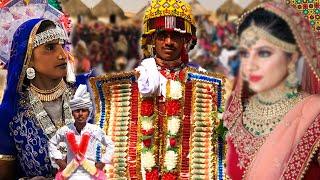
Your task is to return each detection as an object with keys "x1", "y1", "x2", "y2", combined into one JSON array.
[
  {"x1": 95, "y1": 162, "x2": 106, "y2": 170},
  {"x1": 0, "y1": 160, "x2": 16, "y2": 179},
  {"x1": 55, "y1": 159, "x2": 67, "y2": 170}
]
